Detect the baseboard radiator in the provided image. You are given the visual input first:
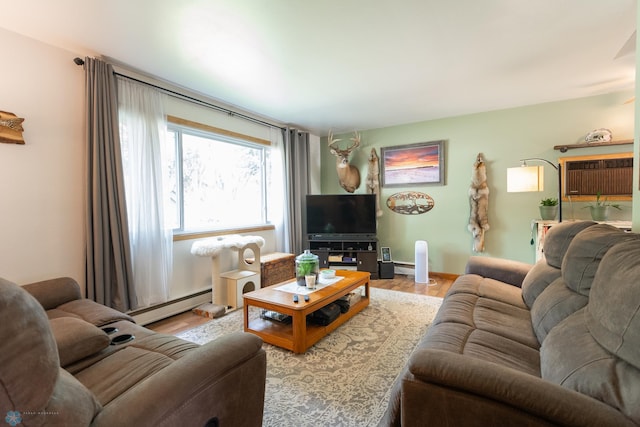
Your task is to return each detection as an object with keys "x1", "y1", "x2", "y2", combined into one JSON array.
[
  {"x1": 393, "y1": 262, "x2": 416, "y2": 276},
  {"x1": 130, "y1": 289, "x2": 212, "y2": 326},
  {"x1": 392, "y1": 262, "x2": 458, "y2": 282}
]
